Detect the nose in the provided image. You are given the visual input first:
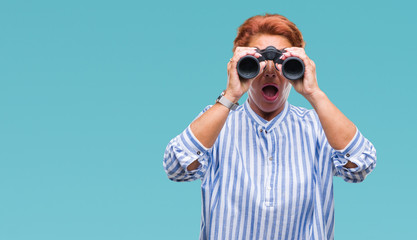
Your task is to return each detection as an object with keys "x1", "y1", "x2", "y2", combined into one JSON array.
[
  {"x1": 263, "y1": 60, "x2": 277, "y2": 78},
  {"x1": 265, "y1": 72, "x2": 276, "y2": 78}
]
